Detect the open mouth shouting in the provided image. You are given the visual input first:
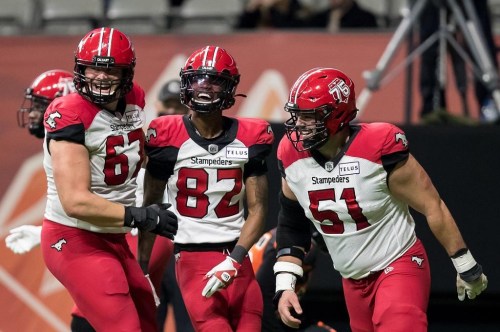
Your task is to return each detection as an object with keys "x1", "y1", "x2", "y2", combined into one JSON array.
[{"x1": 192, "y1": 90, "x2": 220, "y2": 104}]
